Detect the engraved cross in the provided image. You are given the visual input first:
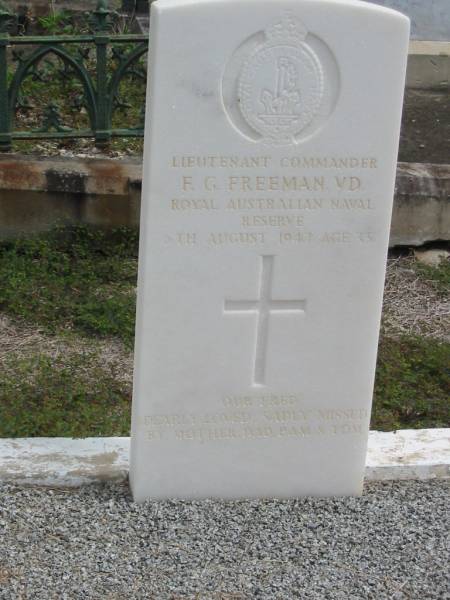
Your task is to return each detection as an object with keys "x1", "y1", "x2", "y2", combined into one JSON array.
[{"x1": 224, "y1": 255, "x2": 306, "y2": 387}]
